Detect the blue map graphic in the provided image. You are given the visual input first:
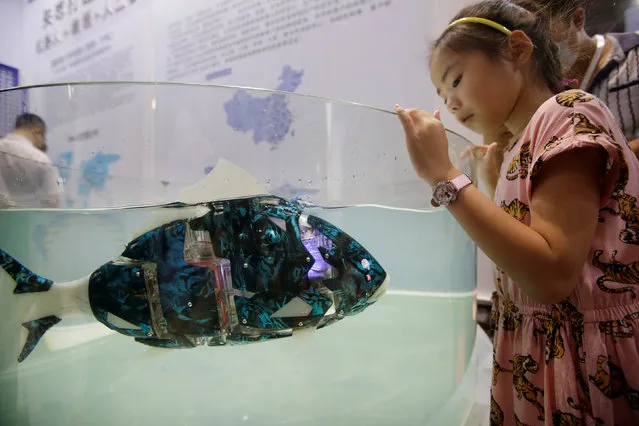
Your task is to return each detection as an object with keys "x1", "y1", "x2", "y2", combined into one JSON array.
[
  {"x1": 54, "y1": 151, "x2": 73, "y2": 182},
  {"x1": 54, "y1": 151, "x2": 120, "y2": 208},
  {"x1": 224, "y1": 65, "x2": 304, "y2": 146},
  {"x1": 78, "y1": 152, "x2": 120, "y2": 199}
]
